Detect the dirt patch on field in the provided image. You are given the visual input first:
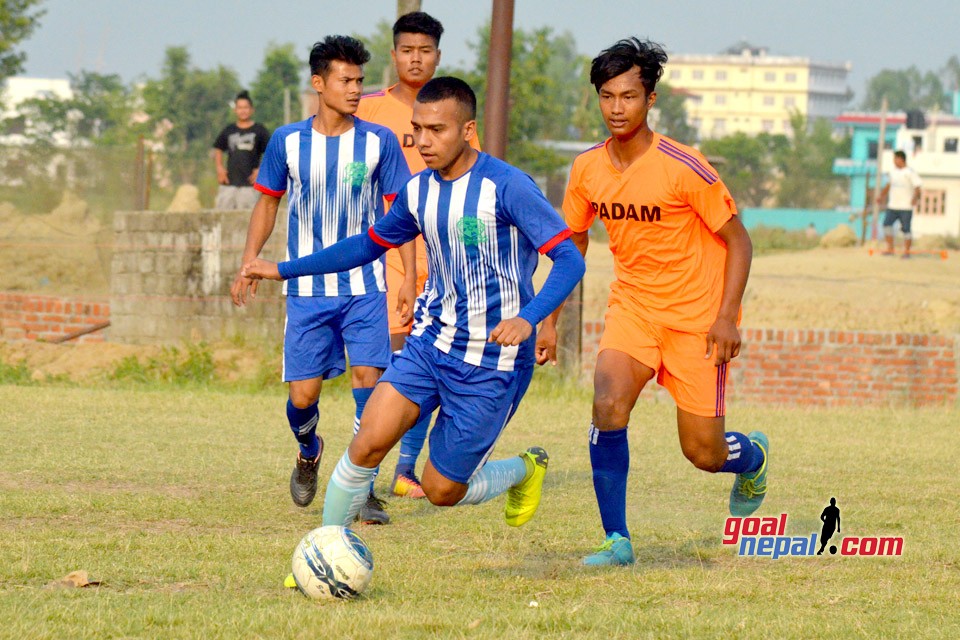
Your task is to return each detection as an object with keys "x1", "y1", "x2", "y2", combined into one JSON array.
[{"x1": 582, "y1": 245, "x2": 960, "y2": 335}]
